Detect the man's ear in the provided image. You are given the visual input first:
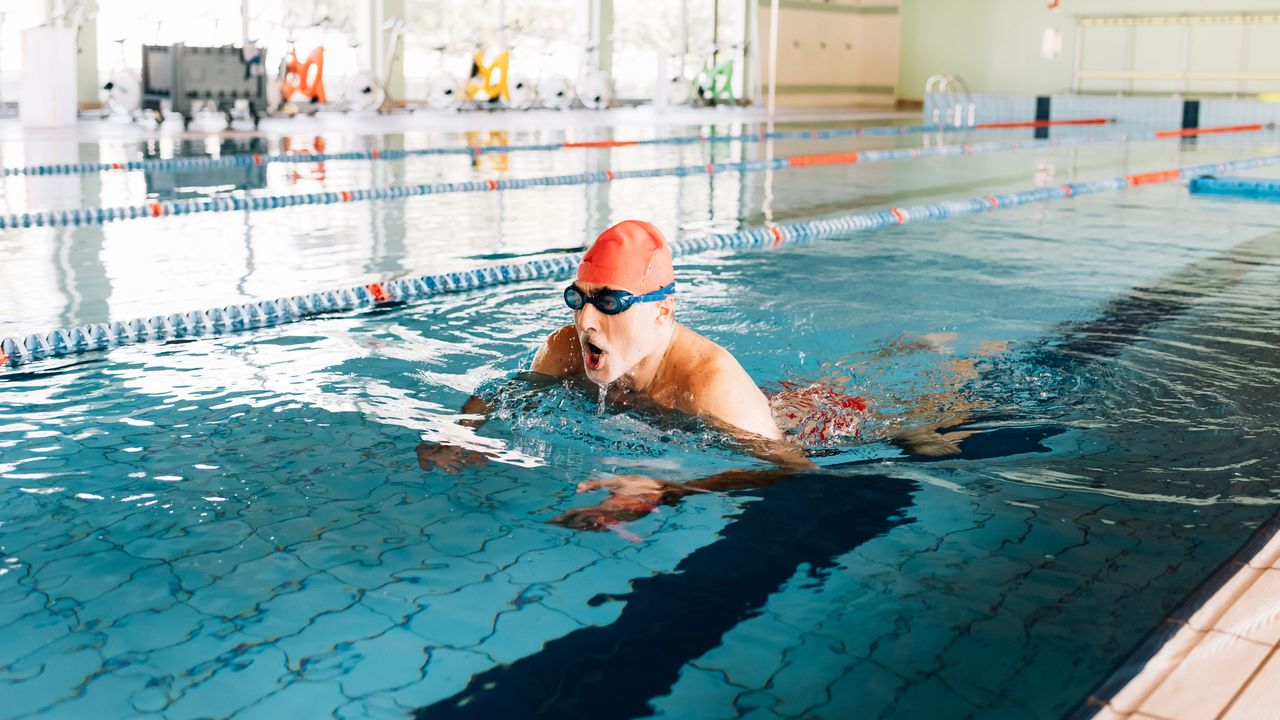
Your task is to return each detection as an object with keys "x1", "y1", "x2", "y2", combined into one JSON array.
[{"x1": 655, "y1": 297, "x2": 675, "y2": 325}]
